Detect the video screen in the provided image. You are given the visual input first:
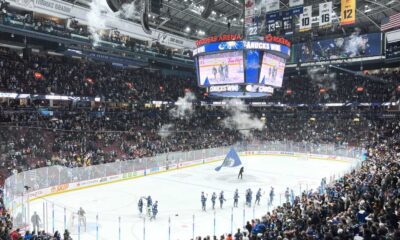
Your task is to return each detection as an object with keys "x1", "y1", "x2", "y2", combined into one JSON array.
[
  {"x1": 198, "y1": 51, "x2": 244, "y2": 86},
  {"x1": 259, "y1": 53, "x2": 286, "y2": 87}
]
